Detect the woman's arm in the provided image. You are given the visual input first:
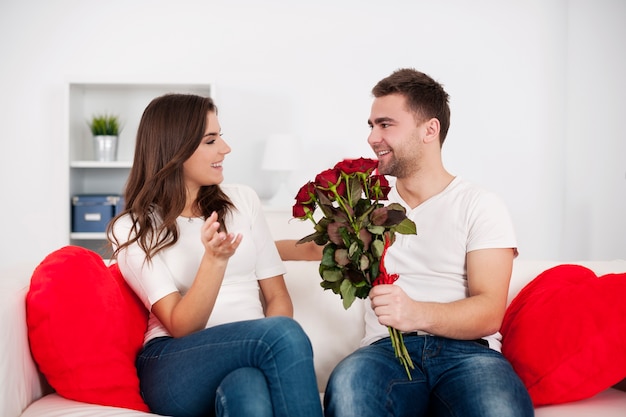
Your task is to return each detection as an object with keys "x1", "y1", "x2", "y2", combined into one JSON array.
[
  {"x1": 275, "y1": 240, "x2": 323, "y2": 261},
  {"x1": 152, "y1": 212, "x2": 243, "y2": 338},
  {"x1": 259, "y1": 275, "x2": 294, "y2": 317}
]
